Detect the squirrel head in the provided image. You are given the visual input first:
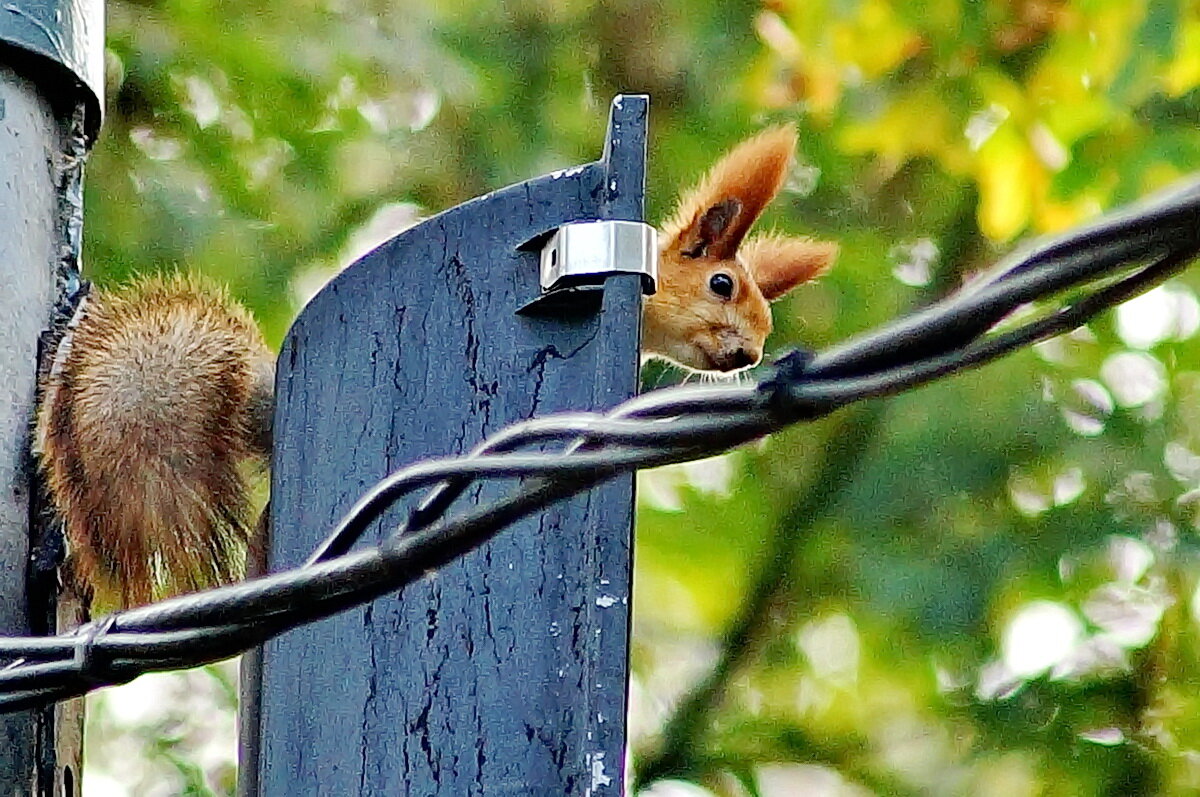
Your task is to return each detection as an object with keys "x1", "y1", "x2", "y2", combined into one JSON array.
[{"x1": 643, "y1": 125, "x2": 837, "y2": 373}]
